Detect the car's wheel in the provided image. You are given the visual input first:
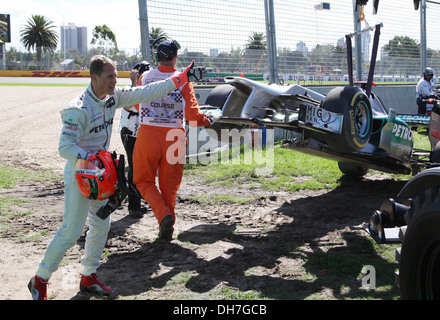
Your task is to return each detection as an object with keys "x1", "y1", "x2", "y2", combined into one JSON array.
[
  {"x1": 205, "y1": 84, "x2": 235, "y2": 108},
  {"x1": 396, "y1": 186, "x2": 440, "y2": 299},
  {"x1": 205, "y1": 84, "x2": 249, "y2": 143},
  {"x1": 431, "y1": 141, "x2": 440, "y2": 163},
  {"x1": 337, "y1": 161, "x2": 368, "y2": 177},
  {"x1": 322, "y1": 86, "x2": 372, "y2": 153}
]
